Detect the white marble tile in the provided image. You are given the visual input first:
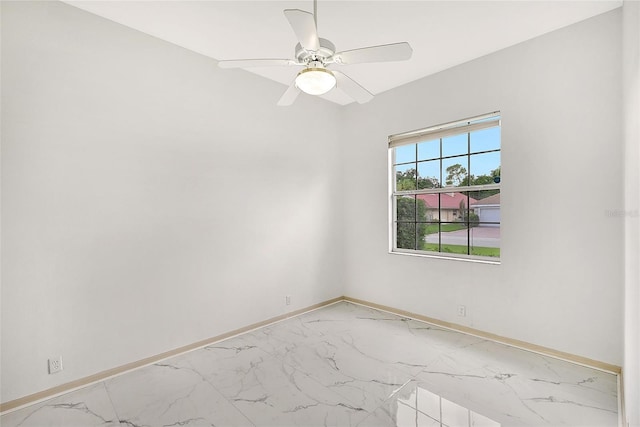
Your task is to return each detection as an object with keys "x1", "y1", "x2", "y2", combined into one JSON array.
[
  {"x1": 185, "y1": 324, "x2": 401, "y2": 421},
  {"x1": 182, "y1": 336, "x2": 274, "y2": 397},
  {"x1": 246, "y1": 302, "x2": 418, "y2": 360},
  {"x1": 2, "y1": 302, "x2": 619, "y2": 427},
  {"x1": 292, "y1": 303, "x2": 485, "y2": 377},
  {"x1": 201, "y1": 349, "x2": 370, "y2": 426},
  {"x1": 241, "y1": 316, "x2": 330, "y2": 358},
  {"x1": 278, "y1": 337, "x2": 413, "y2": 412},
  {"x1": 104, "y1": 355, "x2": 253, "y2": 426},
  {"x1": 0, "y1": 383, "x2": 119, "y2": 427},
  {"x1": 414, "y1": 340, "x2": 618, "y2": 426}
]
